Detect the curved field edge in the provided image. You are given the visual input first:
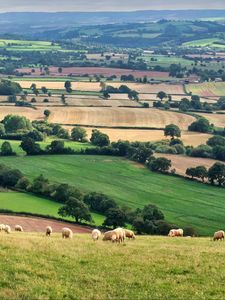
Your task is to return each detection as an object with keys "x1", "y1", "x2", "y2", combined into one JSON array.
[
  {"x1": 0, "y1": 155, "x2": 224, "y2": 236},
  {"x1": 0, "y1": 191, "x2": 104, "y2": 225},
  {"x1": 0, "y1": 235, "x2": 225, "y2": 299}
]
